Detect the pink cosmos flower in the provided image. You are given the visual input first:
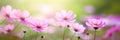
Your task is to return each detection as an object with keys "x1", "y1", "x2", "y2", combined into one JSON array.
[
  {"x1": 79, "y1": 33, "x2": 93, "y2": 40},
  {"x1": 70, "y1": 23, "x2": 86, "y2": 33},
  {"x1": 42, "y1": 26, "x2": 55, "y2": 34},
  {"x1": 1, "y1": 5, "x2": 15, "y2": 22},
  {"x1": 55, "y1": 10, "x2": 76, "y2": 27},
  {"x1": 85, "y1": 16, "x2": 105, "y2": 30},
  {"x1": 1, "y1": 24, "x2": 14, "y2": 34},
  {"x1": 104, "y1": 26, "x2": 120, "y2": 38},
  {"x1": 104, "y1": 15, "x2": 120, "y2": 26},
  {"x1": 46, "y1": 18, "x2": 57, "y2": 26},
  {"x1": 14, "y1": 10, "x2": 32, "y2": 25},
  {"x1": 84, "y1": 6, "x2": 94, "y2": 14},
  {"x1": 44, "y1": 13, "x2": 58, "y2": 26},
  {"x1": 29, "y1": 19, "x2": 48, "y2": 32}
]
